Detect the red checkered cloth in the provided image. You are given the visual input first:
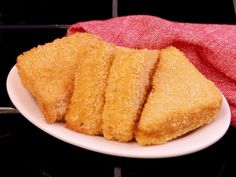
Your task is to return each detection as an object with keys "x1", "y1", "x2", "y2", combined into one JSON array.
[{"x1": 67, "y1": 15, "x2": 236, "y2": 126}]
